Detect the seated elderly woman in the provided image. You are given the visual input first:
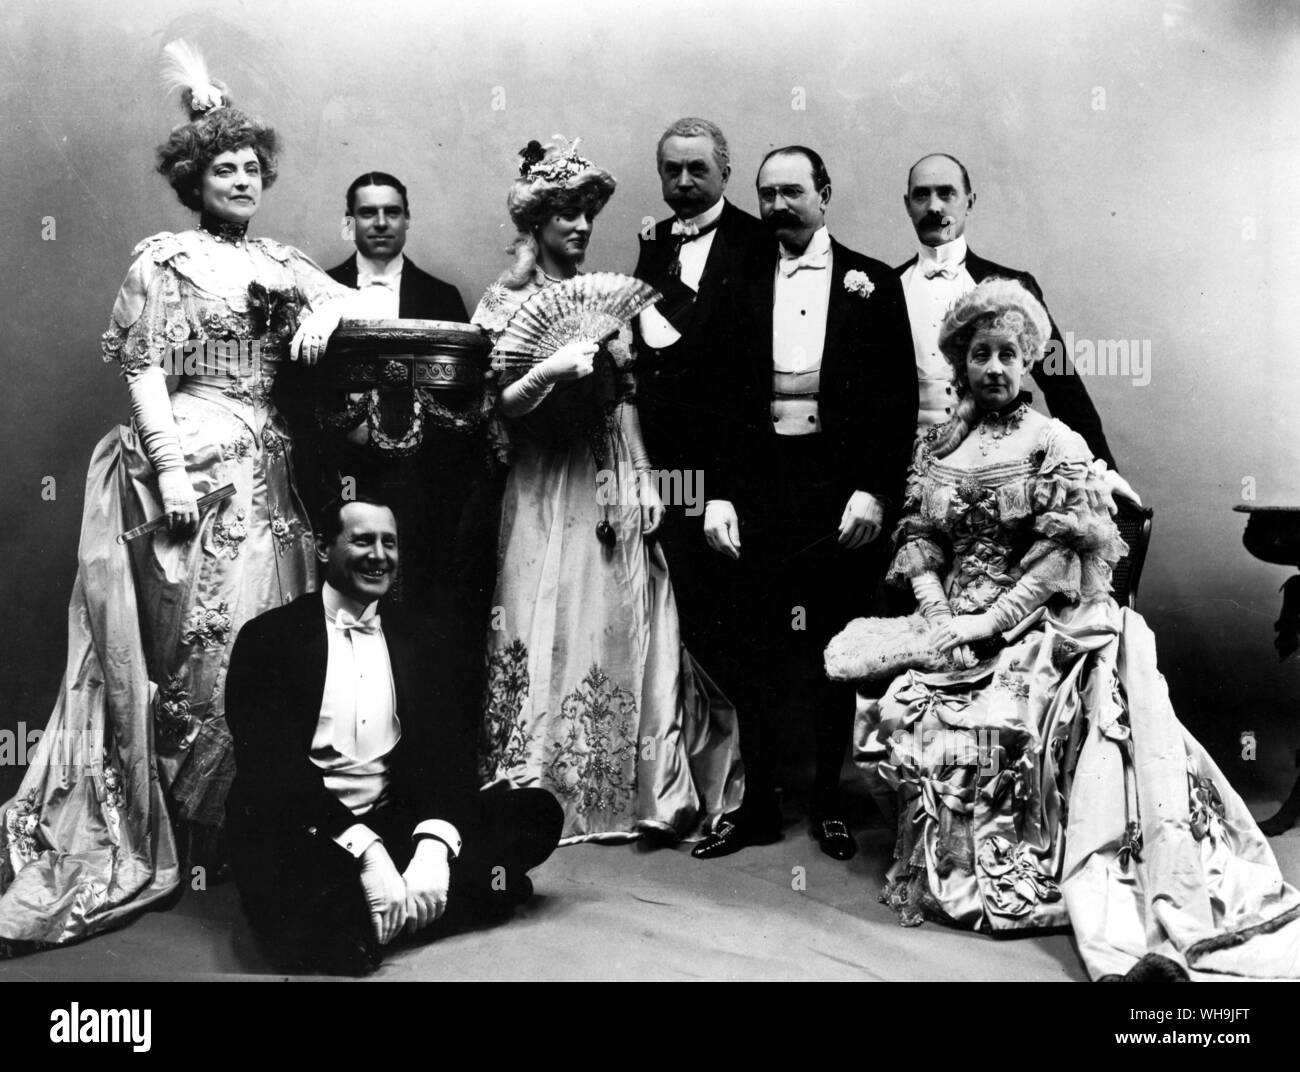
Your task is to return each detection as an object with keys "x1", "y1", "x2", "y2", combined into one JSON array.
[{"x1": 825, "y1": 277, "x2": 1300, "y2": 980}]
